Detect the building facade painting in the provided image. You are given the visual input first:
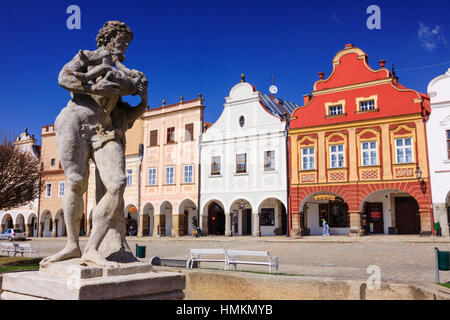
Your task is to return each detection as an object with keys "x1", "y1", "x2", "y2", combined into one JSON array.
[
  {"x1": 140, "y1": 97, "x2": 204, "y2": 237},
  {"x1": 289, "y1": 44, "x2": 433, "y2": 236},
  {"x1": 0, "y1": 129, "x2": 40, "y2": 237},
  {"x1": 426, "y1": 68, "x2": 450, "y2": 236},
  {"x1": 200, "y1": 78, "x2": 298, "y2": 236}
]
